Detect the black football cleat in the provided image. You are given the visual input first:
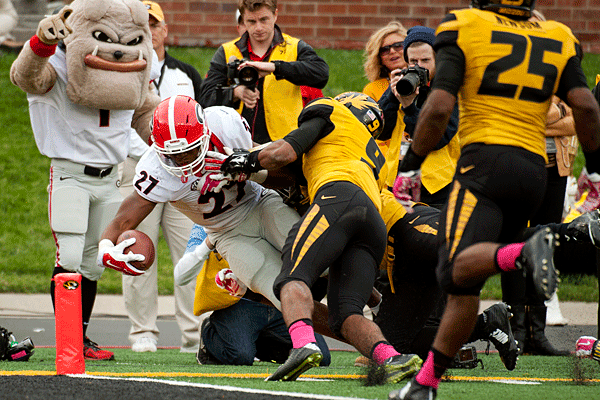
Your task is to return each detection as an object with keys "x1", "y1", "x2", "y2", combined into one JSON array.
[
  {"x1": 566, "y1": 209, "x2": 600, "y2": 247},
  {"x1": 265, "y1": 342, "x2": 322, "y2": 381},
  {"x1": 516, "y1": 227, "x2": 558, "y2": 301},
  {"x1": 389, "y1": 377, "x2": 436, "y2": 400},
  {"x1": 482, "y1": 302, "x2": 518, "y2": 370}
]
